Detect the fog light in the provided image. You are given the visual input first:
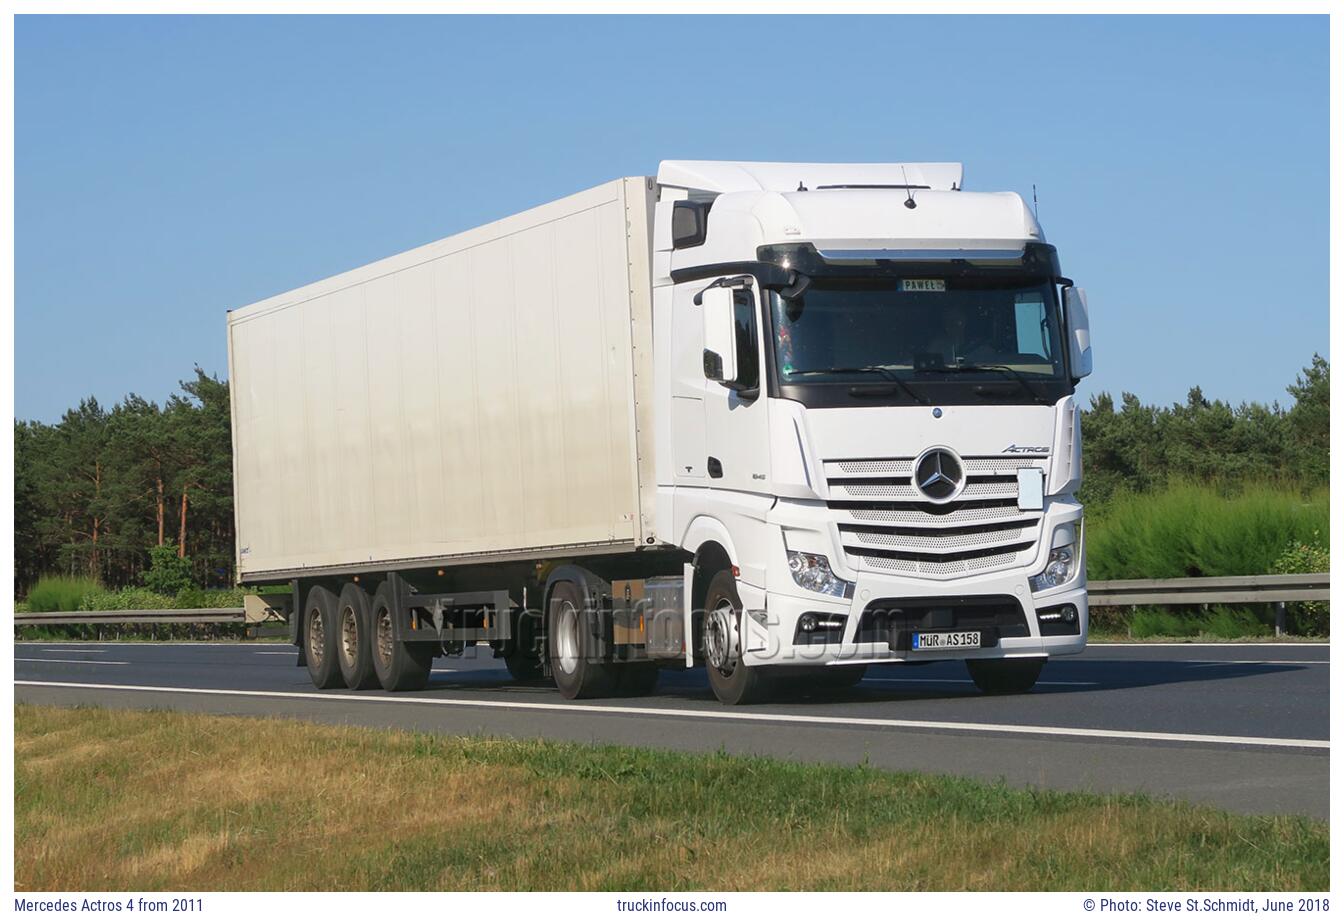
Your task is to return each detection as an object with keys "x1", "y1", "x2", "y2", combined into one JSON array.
[
  {"x1": 1038, "y1": 604, "x2": 1077, "y2": 623},
  {"x1": 799, "y1": 613, "x2": 818, "y2": 632}
]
